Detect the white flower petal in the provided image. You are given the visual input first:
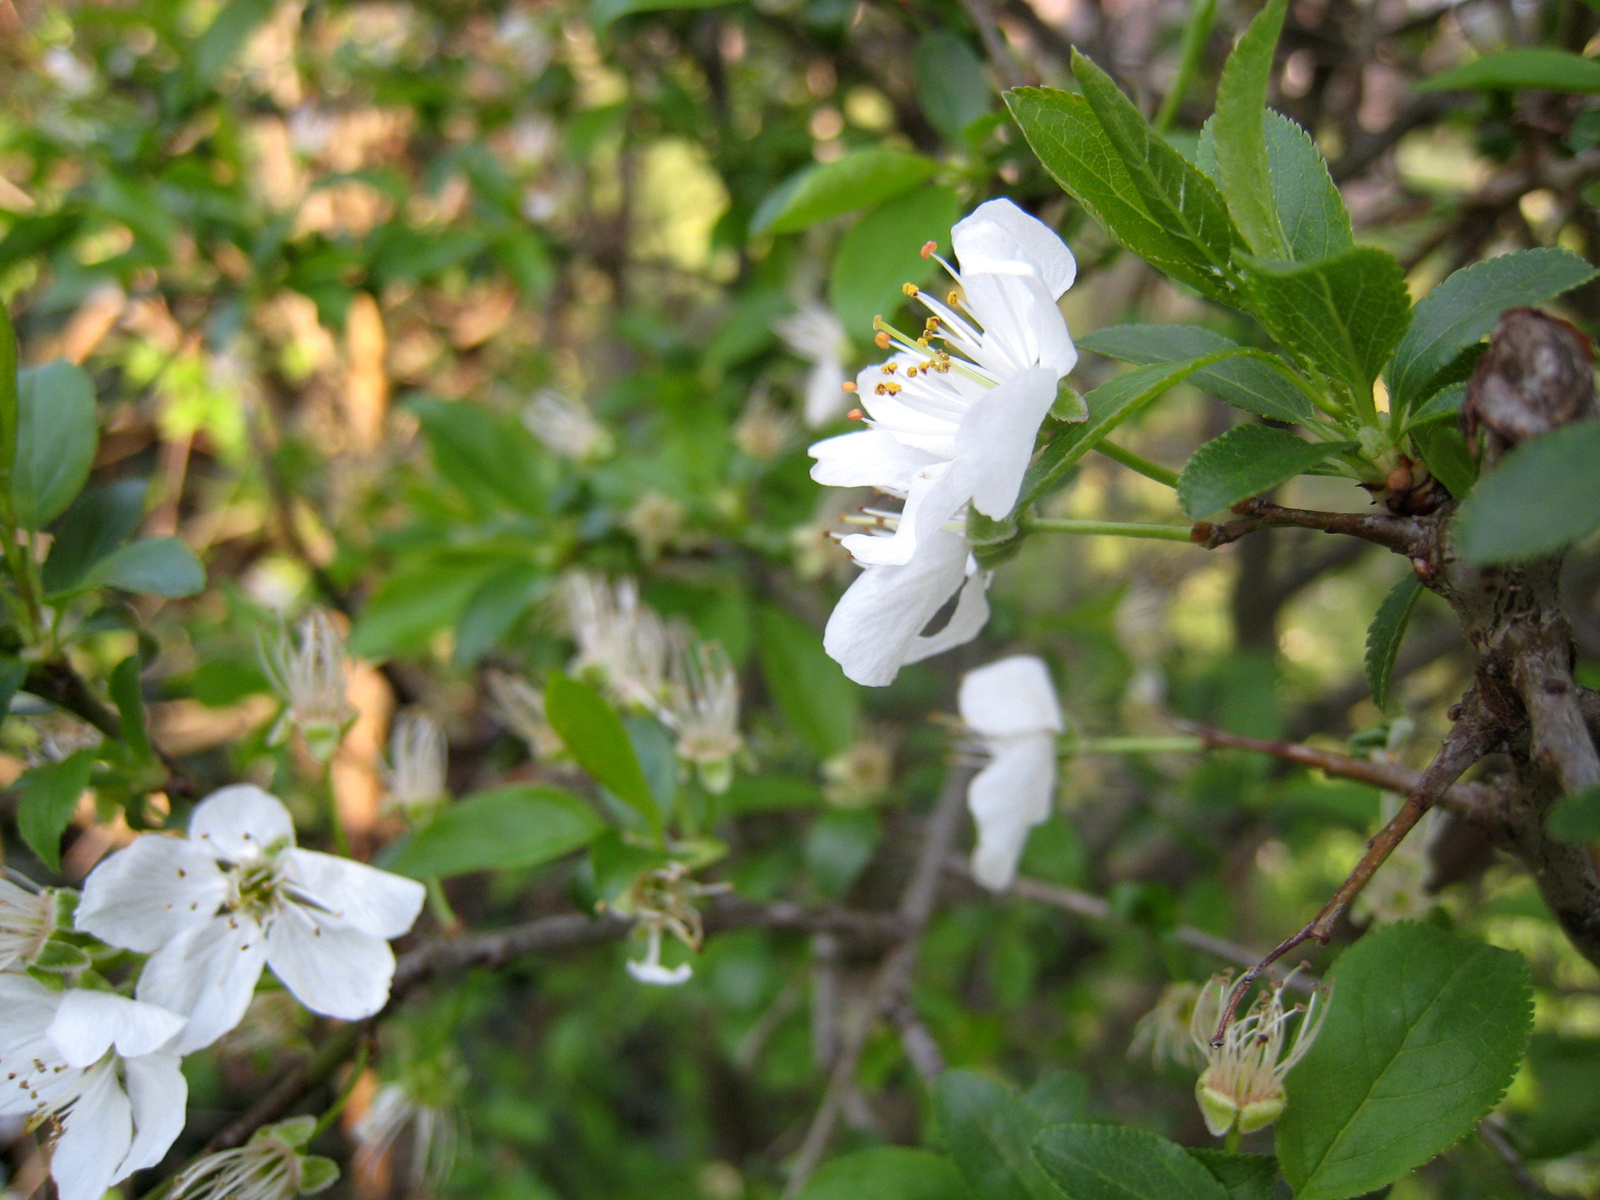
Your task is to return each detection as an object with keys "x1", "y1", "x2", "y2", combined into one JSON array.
[
  {"x1": 840, "y1": 459, "x2": 970, "y2": 568},
  {"x1": 76, "y1": 835, "x2": 229, "y2": 953},
  {"x1": 51, "y1": 1059, "x2": 132, "y2": 1200},
  {"x1": 824, "y1": 528, "x2": 987, "y2": 686},
  {"x1": 804, "y1": 358, "x2": 850, "y2": 428},
  {"x1": 968, "y1": 733, "x2": 1058, "y2": 891},
  {"x1": 627, "y1": 958, "x2": 693, "y2": 985},
  {"x1": 189, "y1": 784, "x2": 297, "y2": 860},
  {"x1": 48, "y1": 991, "x2": 186, "y2": 1068},
  {"x1": 952, "y1": 198, "x2": 1077, "y2": 299},
  {"x1": 959, "y1": 655, "x2": 1064, "y2": 738},
  {"x1": 955, "y1": 367, "x2": 1063, "y2": 519},
  {"x1": 808, "y1": 428, "x2": 938, "y2": 494},
  {"x1": 902, "y1": 563, "x2": 990, "y2": 667},
  {"x1": 280, "y1": 848, "x2": 426, "y2": 938},
  {"x1": 118, "y1": 1053, "x2": 188, "y2": 1177},
  {"x1": 136, "y1": 917, "x2": 269, "y2": 1055},
  {"x1": 964, "y1": 271, "x2": 1077, "y2": 379},
  {"x1": 266, "y1": 905, "x2": 396, "y2": 1019}
]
